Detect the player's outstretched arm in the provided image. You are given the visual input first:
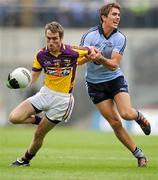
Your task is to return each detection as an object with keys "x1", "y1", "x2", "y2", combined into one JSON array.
[
  {"x1": 31, "y1": 71, "x2": 41, "y2": 85},
  {"x1": 77, "y1": 57, "x2": 89, "y2": 65}
]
